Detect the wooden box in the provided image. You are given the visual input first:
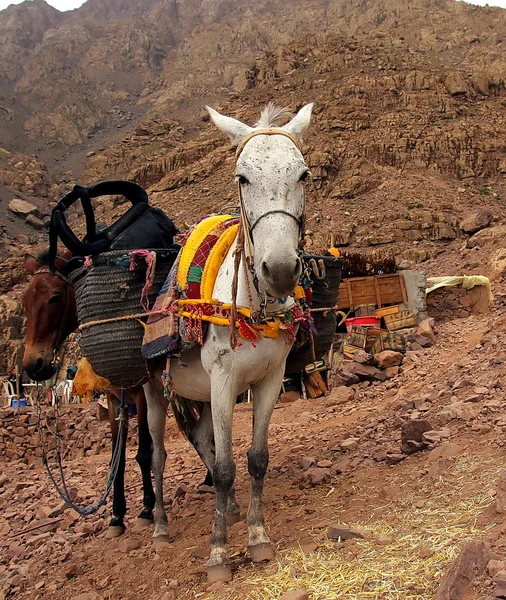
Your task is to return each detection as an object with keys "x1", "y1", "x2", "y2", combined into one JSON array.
[
  {"x1": 371, "y1": 331, "x2": 406, "y2": 354},
  {"x1": 384, "y1": 309, "x2": 417, "y2": 331},
  {"x1": 337, "y1": 273, "x2": 408, "y2": 311}
]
